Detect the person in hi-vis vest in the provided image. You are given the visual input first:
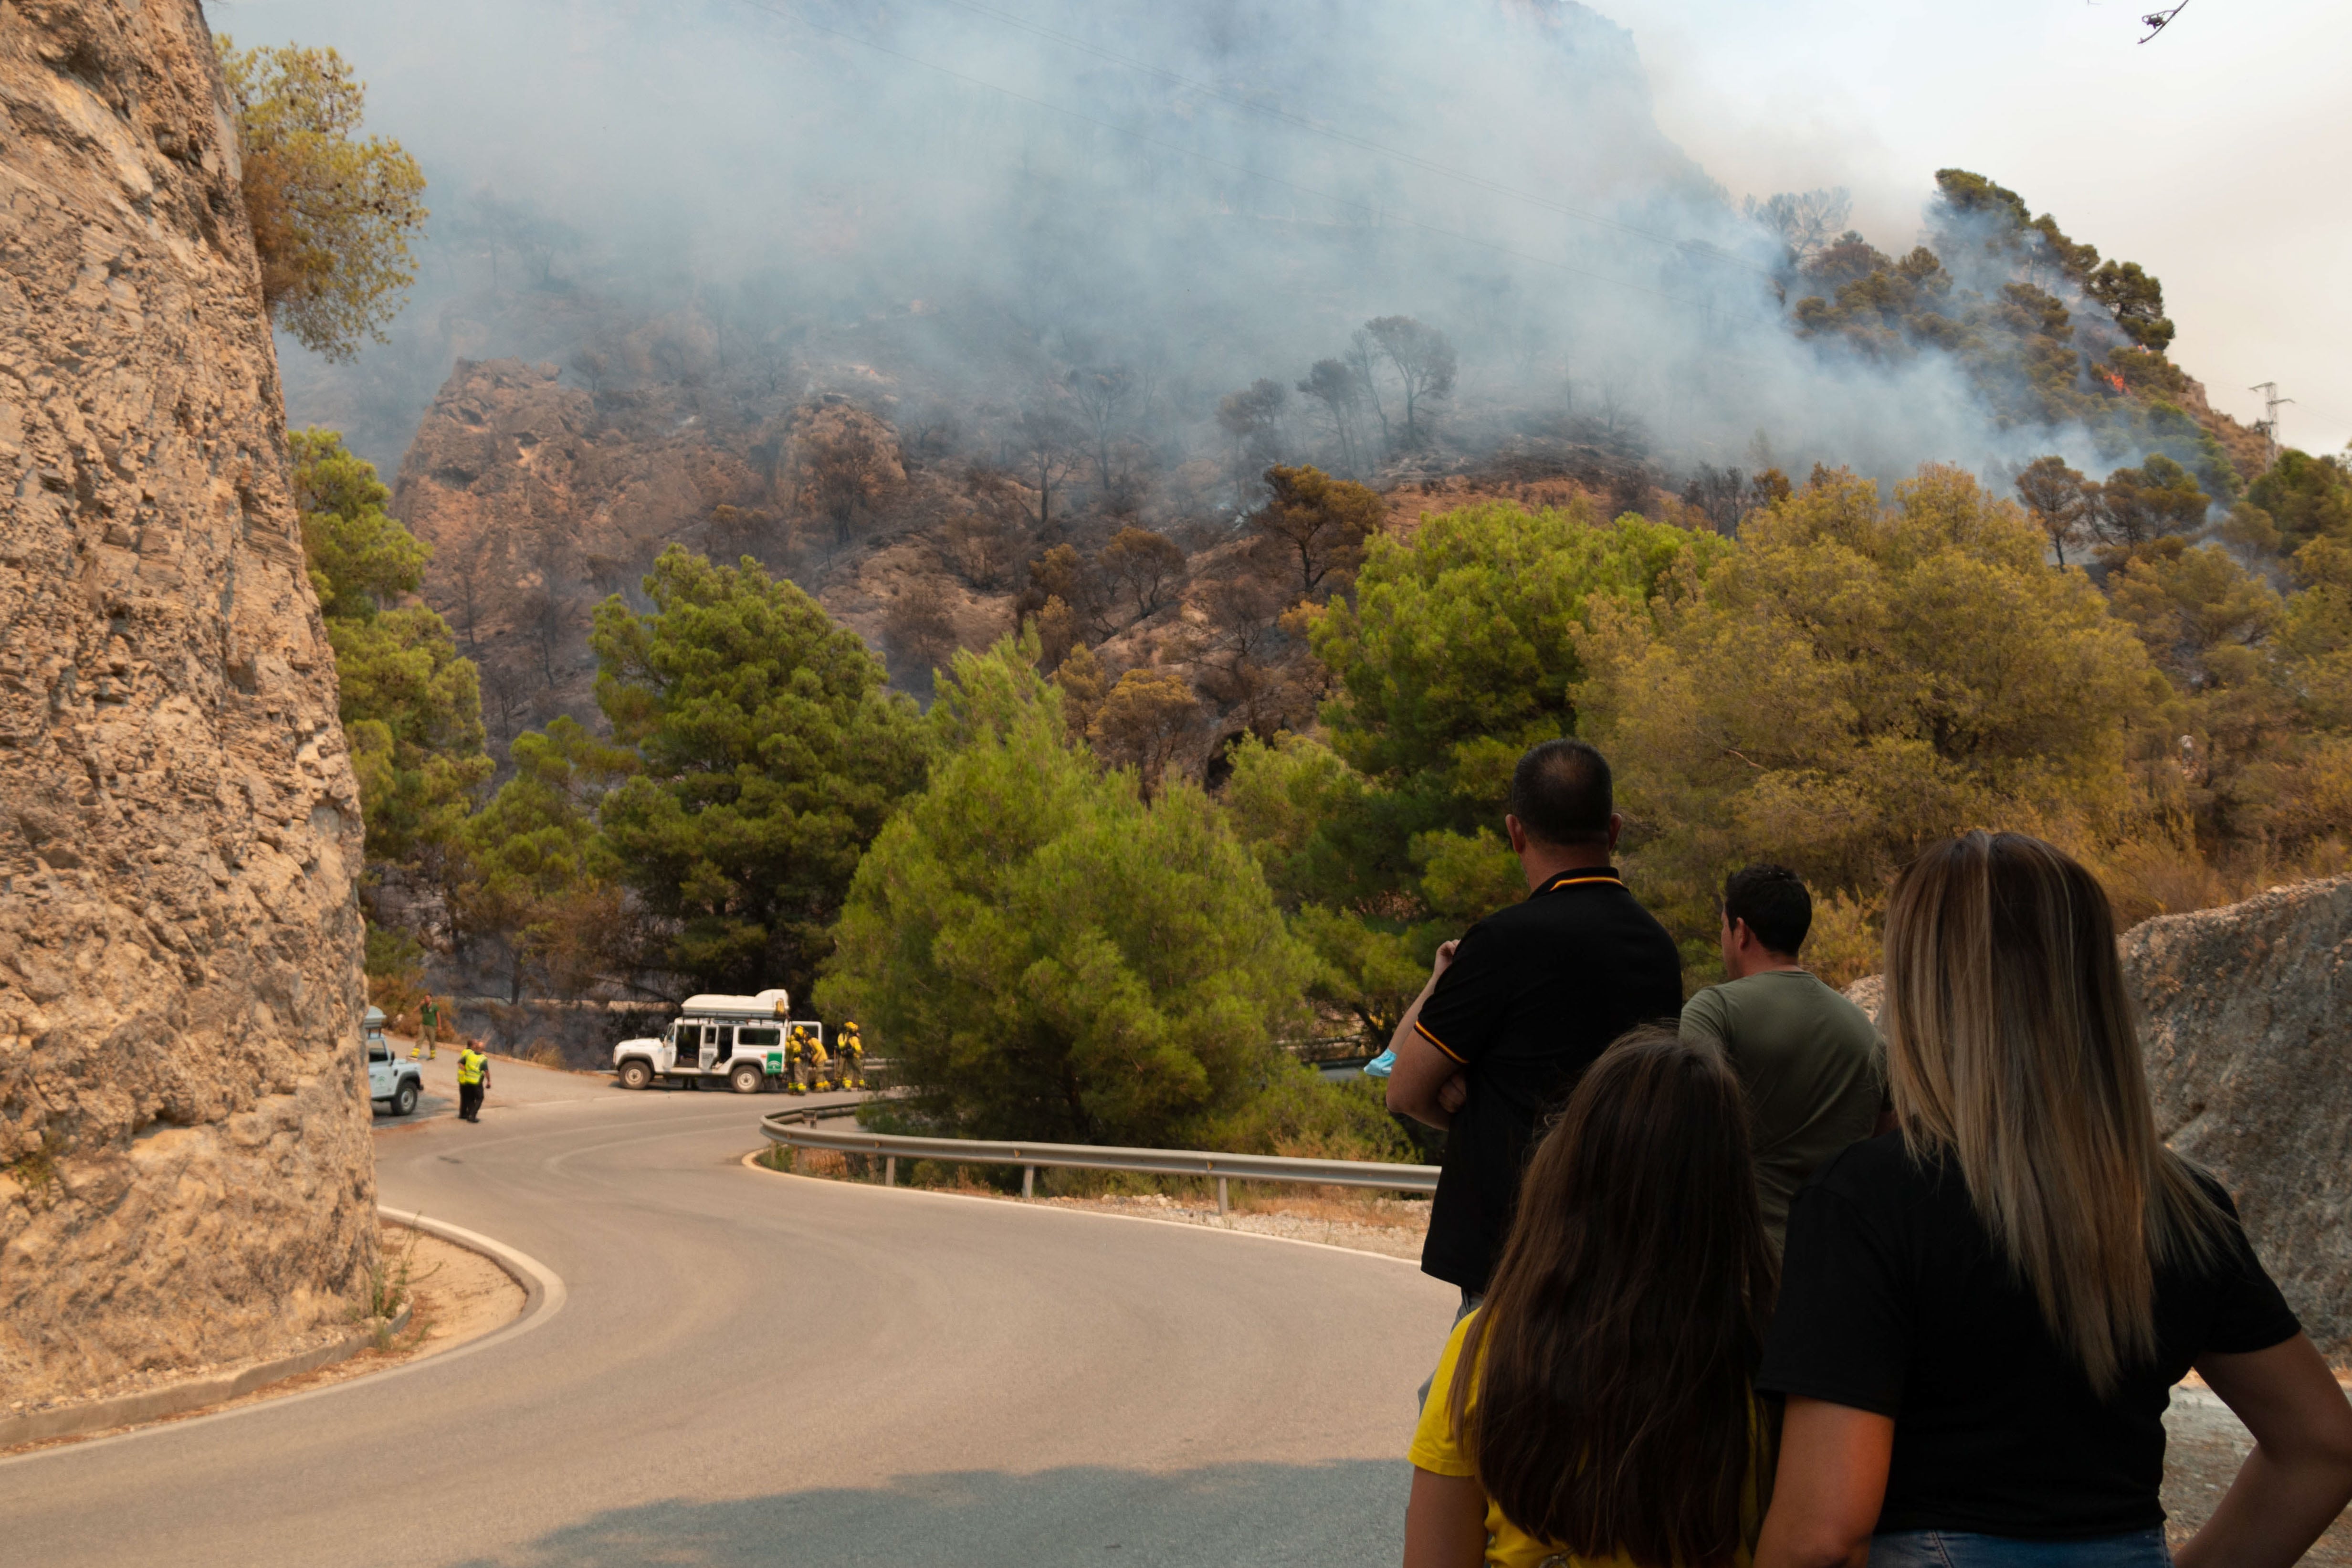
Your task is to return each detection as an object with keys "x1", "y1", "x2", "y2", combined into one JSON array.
[{"x1": 457, "y1": 1044, "x2": 490, "y2": 1123}]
